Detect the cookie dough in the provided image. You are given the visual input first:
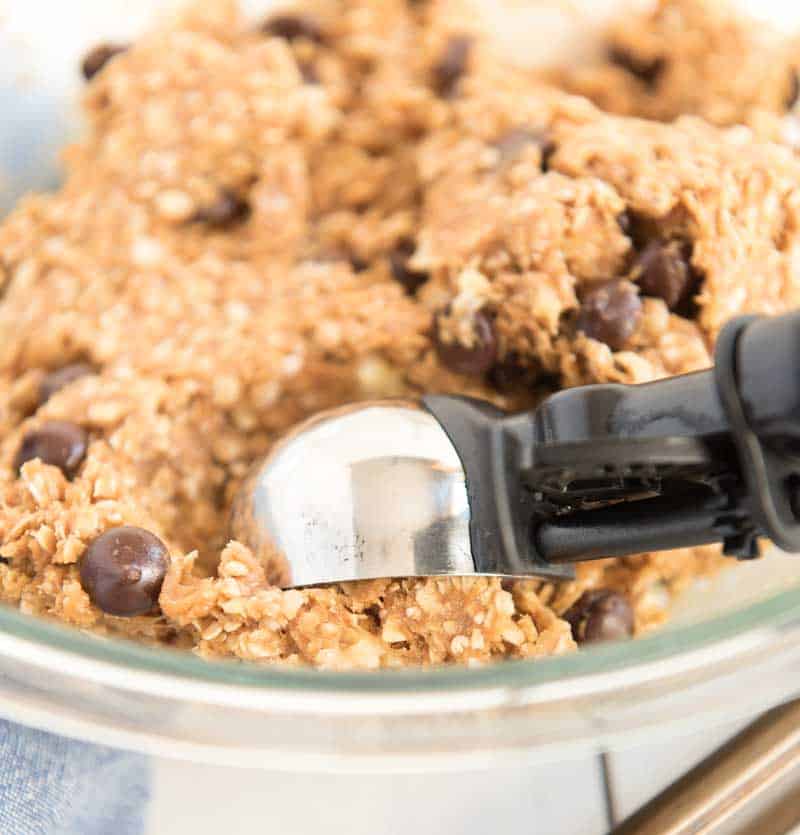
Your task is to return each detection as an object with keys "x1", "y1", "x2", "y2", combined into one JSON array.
[
  {"x1": 0, "y1": 0, "x2": 796, "y2": 669},
  {"x1": 557, "y1": 0, "x2": 800, "y2": 142}
]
